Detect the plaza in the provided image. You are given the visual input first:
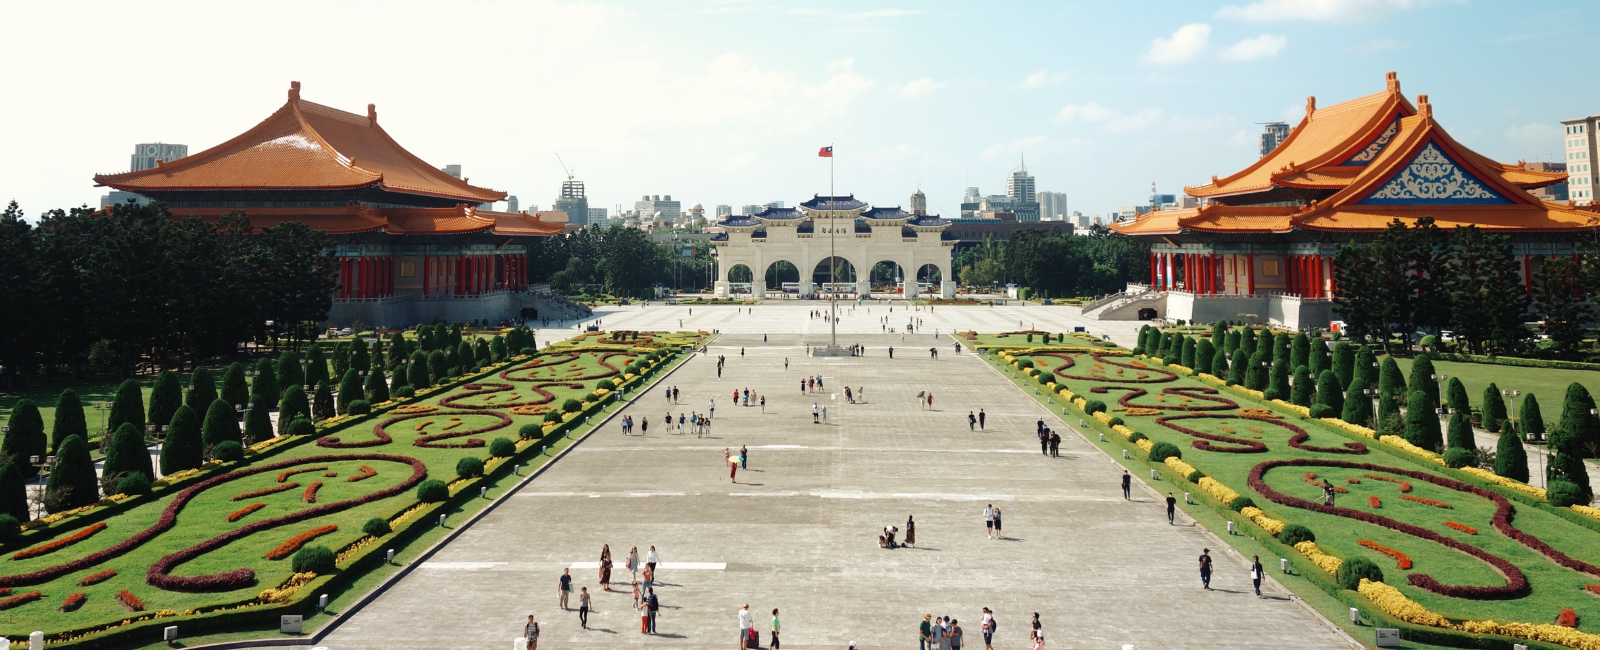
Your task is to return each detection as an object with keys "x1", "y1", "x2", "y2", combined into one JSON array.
[{"x1": 312, "y1": 304, "x2": 1353, "y2": 650}]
